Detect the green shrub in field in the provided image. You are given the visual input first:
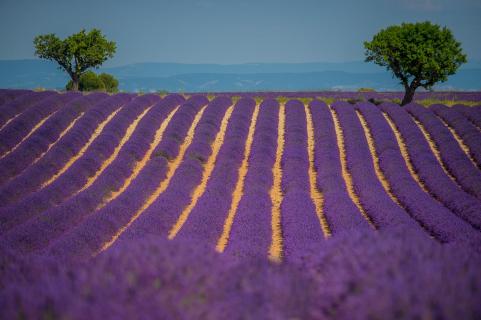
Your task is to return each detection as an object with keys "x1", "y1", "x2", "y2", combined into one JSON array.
[
  {"x1": 318, "y1": 97, "x2": 335, "y2": 106},
  {"x1": 276, "y1": 96, "x2": 289, "y2": 104},
  {"x1": 390, "y1": 98, "x2": 402, "y2": 105},
  {"x1": 231, "y1": 95, "x2": 241, "y2": 104},
  {"x1": 99, "y1": 73, "x2": 119, "y2": 93},
  {"x1": 298, "y1": 97, "x2": 313, "y2": 105},
  {"x1": 66, "y1": 71, "x2": 118, "y2": 93},
  {"x1": 254, "y1": 96, "x2": 264, "y2": 104},
  {"x1": 358, "y1": 88, "x2": 376, "y2": 92},
  {"x1": 344, "y1": 97, "x2": 365, "y2": 105}
]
